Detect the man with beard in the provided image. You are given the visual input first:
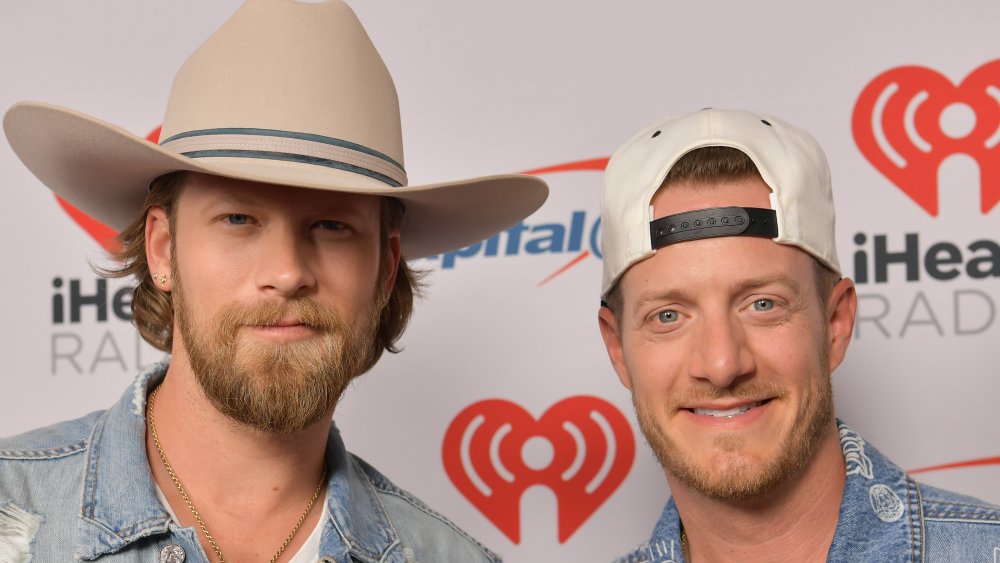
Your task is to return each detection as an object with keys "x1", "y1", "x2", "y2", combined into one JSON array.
[
  {"x1": 0, "y1": 1, "x2": 545, "y2": 561},
  {"x1": 597, "y1": 108, "x2": 999, "y2": 562}
]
